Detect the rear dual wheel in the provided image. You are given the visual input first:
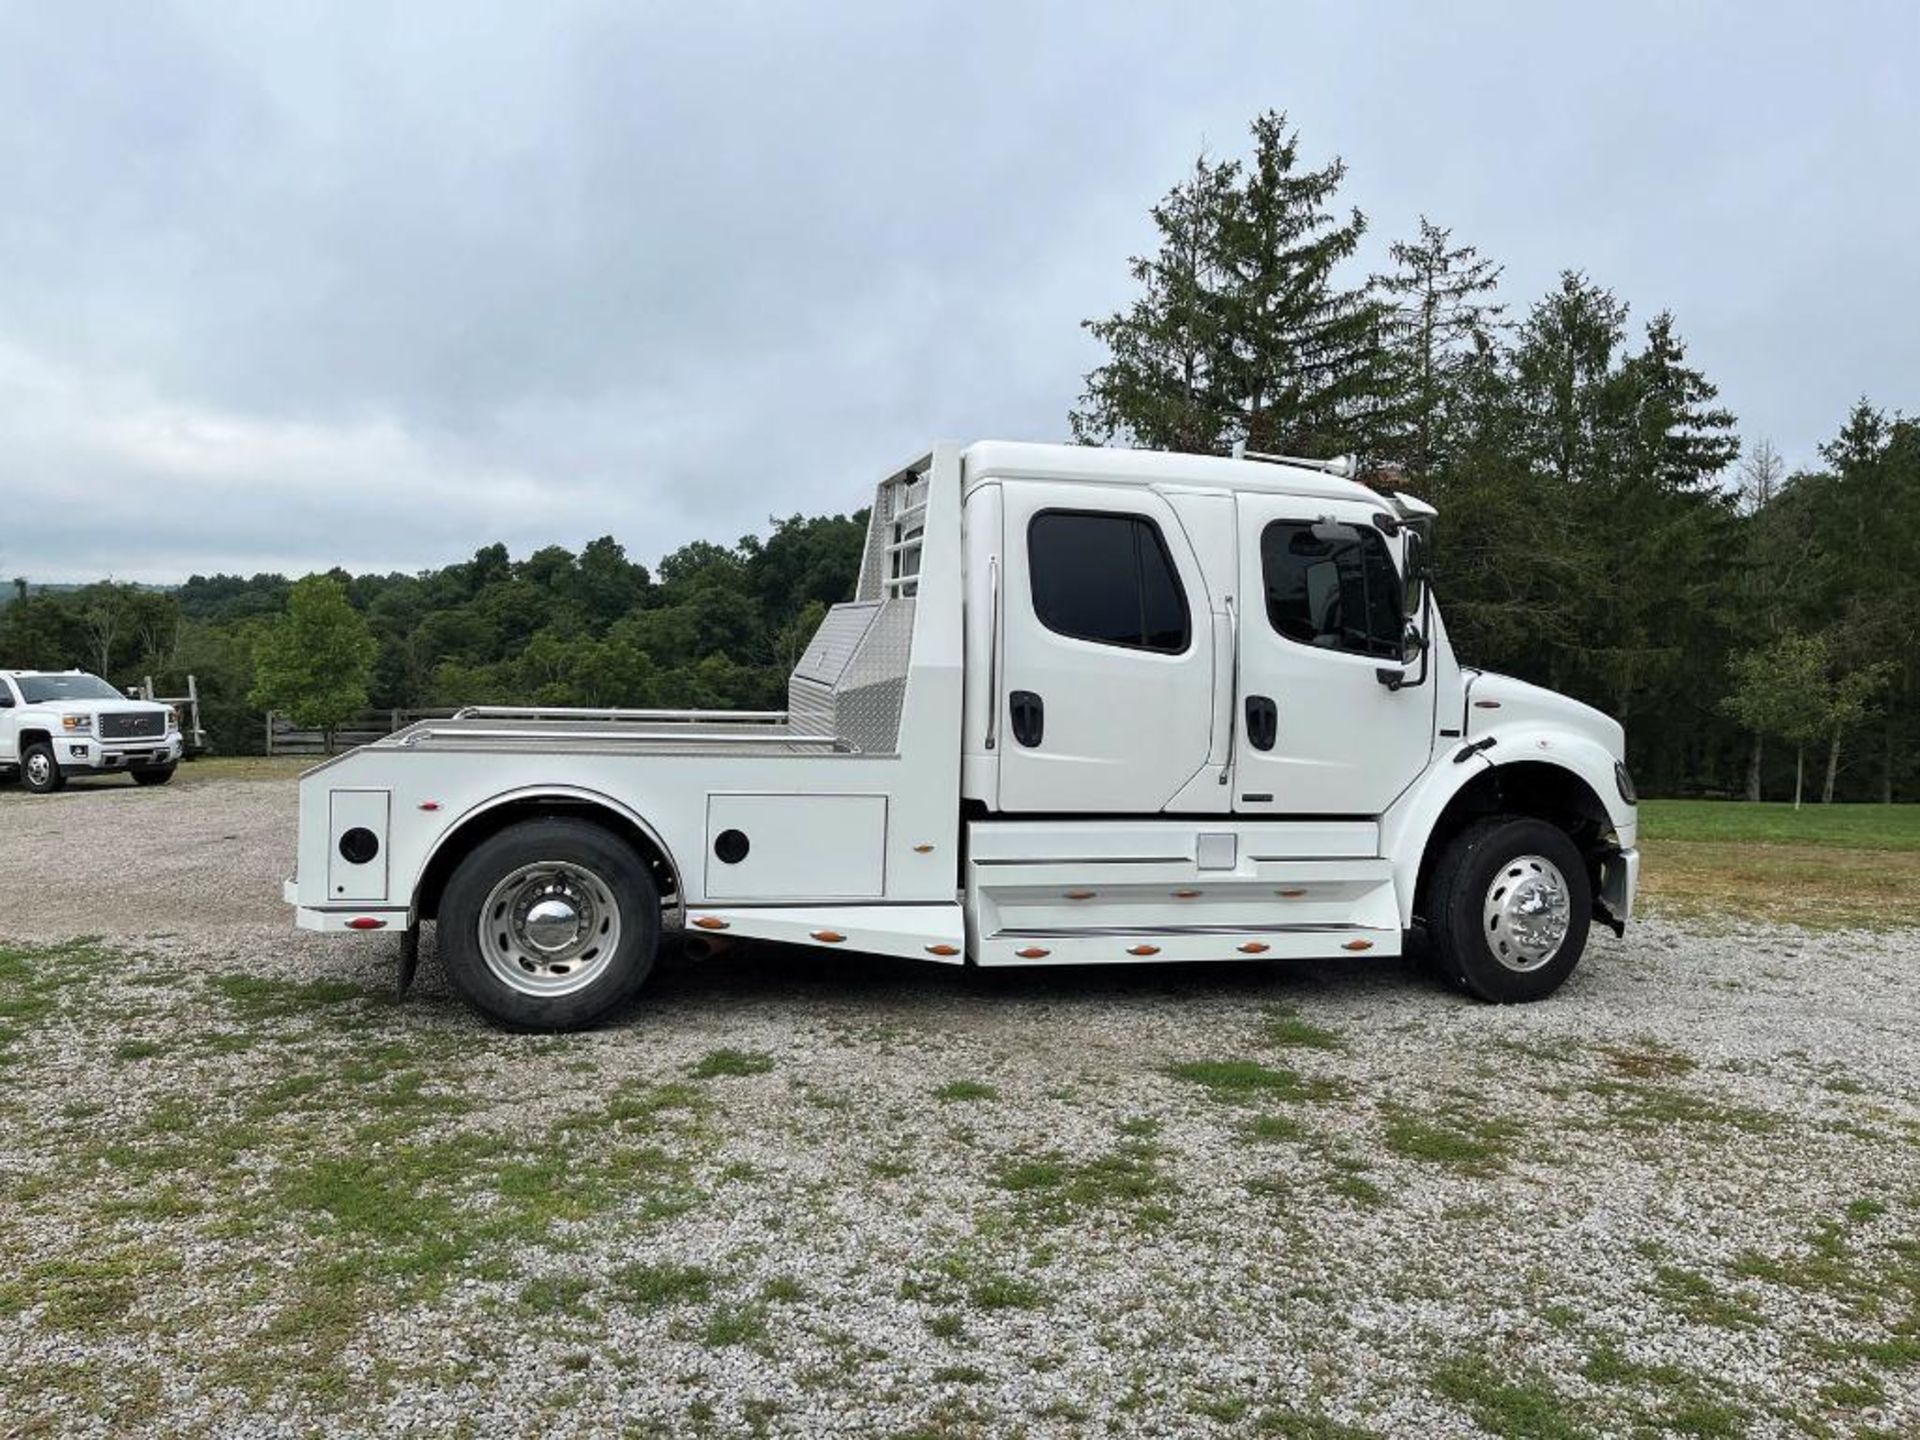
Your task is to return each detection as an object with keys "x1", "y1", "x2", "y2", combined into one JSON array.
[
  {"x1": 1425, "y1": 815, "x2": 1591, "y2": 1003},
  {"x1": 439, "y1": 819, "x2": 660, "y2": 1031}
]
